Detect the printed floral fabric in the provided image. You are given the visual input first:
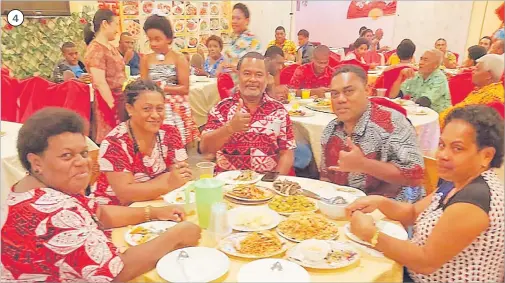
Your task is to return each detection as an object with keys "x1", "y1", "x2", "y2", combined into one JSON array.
[
  {"x1": 400, "y1": 69, "x2": 451, "y2": 113},
  {"x1": 203, "y1": 91, "x2": 296, "y2": 173},
  {"x1": 93, "y1": 122, "x2": 188, "y2": 205},
  {"x1": 1, "y1": 187, "x2": 124, "y2": 282},
  {"x1": 203, "y1": 56, "x2": 225, "y2": 78},
  {"x1": 224, "y1": 30, "x2": 261, "y2": 63},
  {"x1": 267, "y1": 39, "x2": 297, "y2": 56}
]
